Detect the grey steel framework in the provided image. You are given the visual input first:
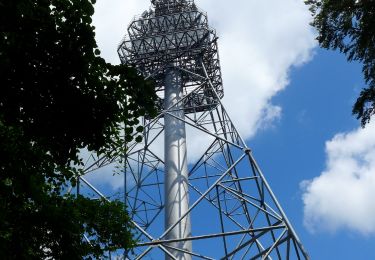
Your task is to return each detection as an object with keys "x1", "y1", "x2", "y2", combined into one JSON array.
[
  {"x1": 79, "y1": 0, "x2": 309, "y2": 259},
  {"x1": 118, "y1": 0, "x2": 223, "y2": 114}
]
